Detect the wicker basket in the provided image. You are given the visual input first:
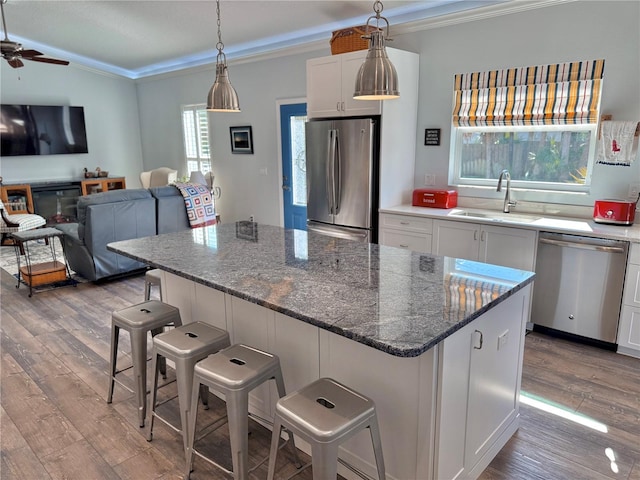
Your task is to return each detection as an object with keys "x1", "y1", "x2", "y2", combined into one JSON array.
[{"x1": 330, "y1": 25, "x2": 377, "y2": 55}]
